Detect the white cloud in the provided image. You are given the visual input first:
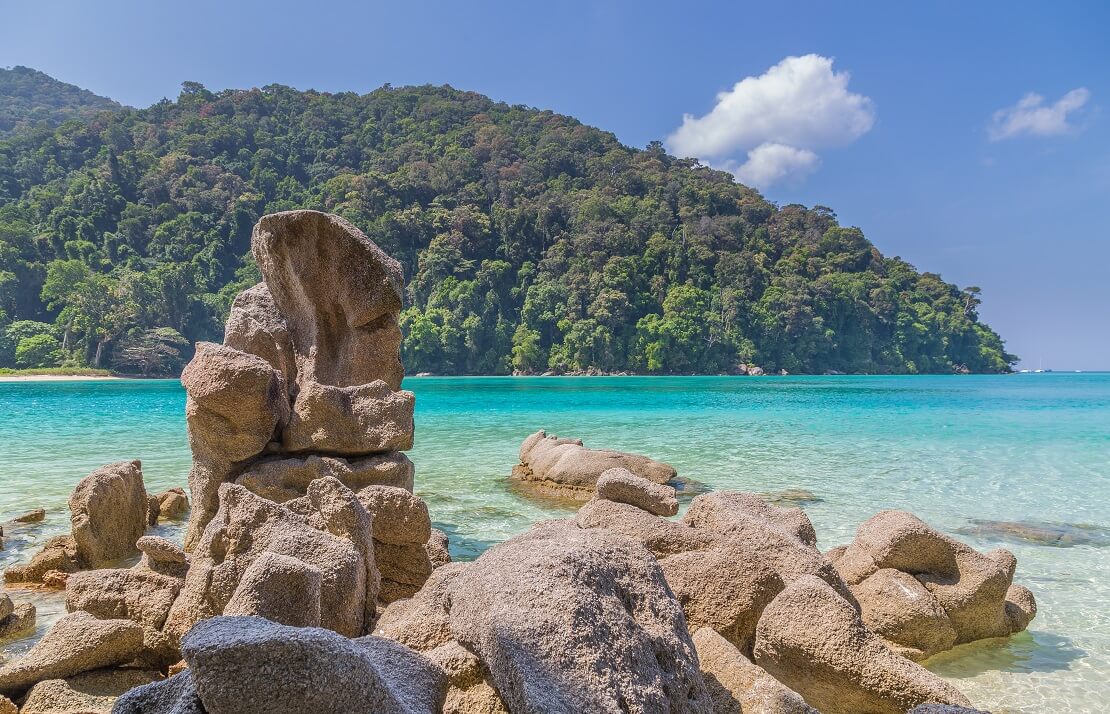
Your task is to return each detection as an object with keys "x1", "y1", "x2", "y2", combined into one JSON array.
[
  {"x1": 988, "y1": 88, "x2": 1090, "y2": 141},
  {"x1": 666, "y1": 54, "x2": 874, "y2": 189},
  {"x1": 732, "y1": 143, "x2": 820, "y2": 187}
]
